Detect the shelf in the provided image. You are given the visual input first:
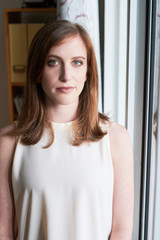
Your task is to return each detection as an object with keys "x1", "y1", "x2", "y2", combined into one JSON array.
[
  {"x1": 11, "y1": 82, "x2": 26, "y2": 87},
  {"x1": 4, "y1": 8, "x2": 57, "y2": 122},
  {"x1": 4, "y1": 8, "x2": 57, "y2": 24},
  {"x1": 4, "y1": 8, "x2": 57, "y2": 13}
]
